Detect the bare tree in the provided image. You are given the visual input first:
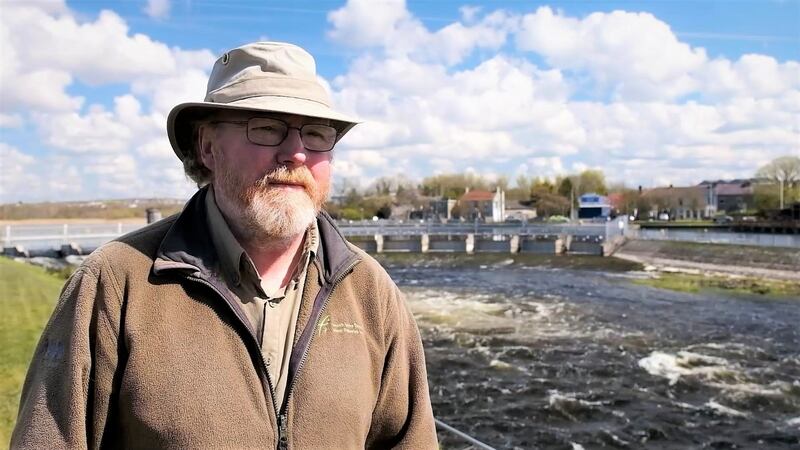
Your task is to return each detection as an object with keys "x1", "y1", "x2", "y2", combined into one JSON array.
[{"x1": 756, "y1": 156, "x2": 800, "y2": 208}]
